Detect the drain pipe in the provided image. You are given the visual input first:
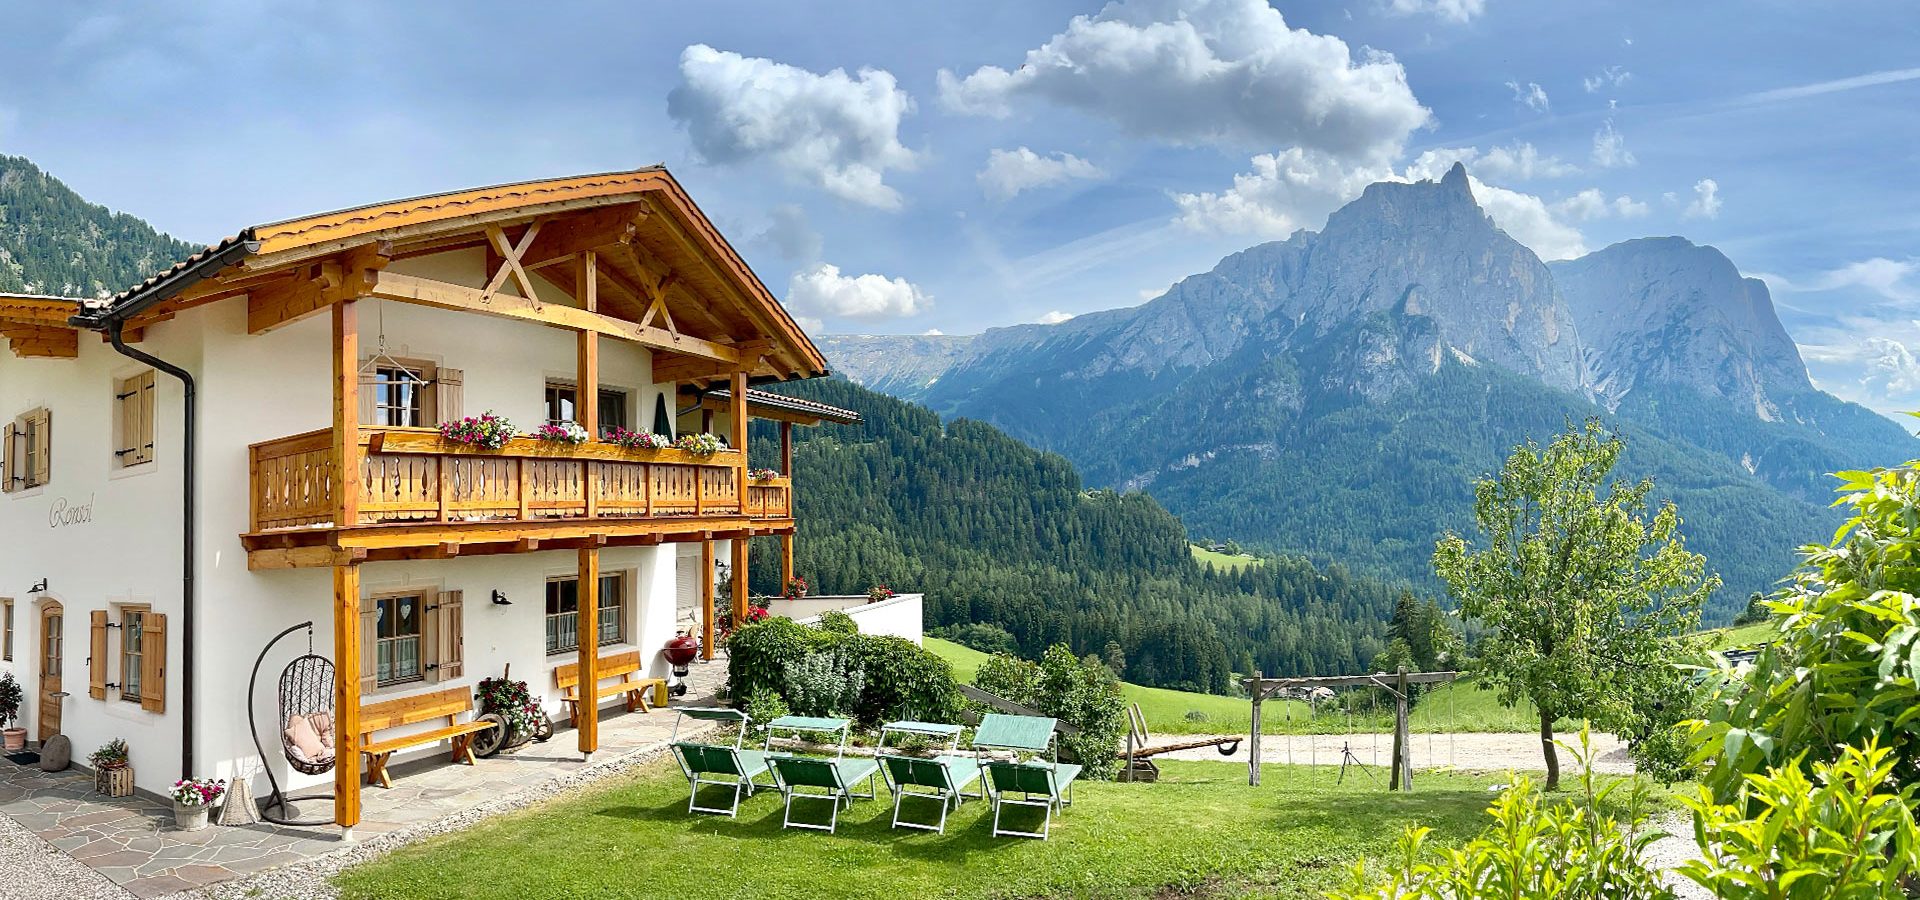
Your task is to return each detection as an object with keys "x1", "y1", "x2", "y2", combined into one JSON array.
[{"x1": 104, "y1": 320, "x2": 197, "y2": 782}]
